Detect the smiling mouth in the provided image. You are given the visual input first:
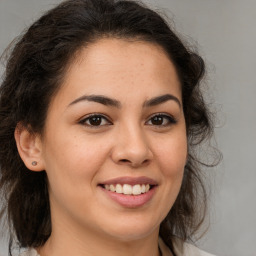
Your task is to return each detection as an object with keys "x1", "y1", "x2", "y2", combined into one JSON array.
[{"x1": 99, "y1": 184, "x2": 155, "y2": 196}]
